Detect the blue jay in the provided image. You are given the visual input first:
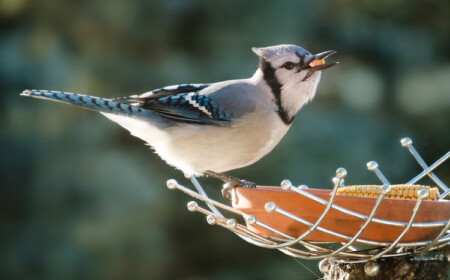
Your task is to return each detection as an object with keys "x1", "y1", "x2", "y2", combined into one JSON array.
[{"x1": 21, "y1": 44, "x2": 337, "y2": 187}]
